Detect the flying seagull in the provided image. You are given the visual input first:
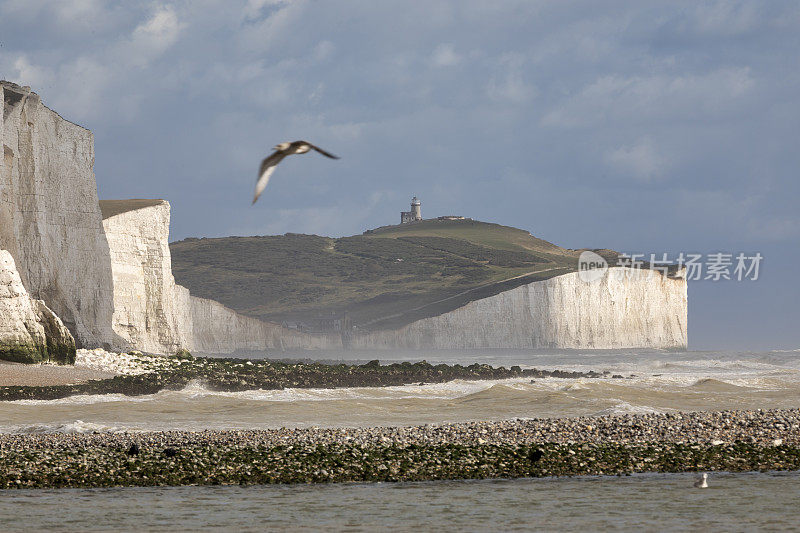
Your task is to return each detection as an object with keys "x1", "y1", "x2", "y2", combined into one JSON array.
[{"x1": 253, "y1": 140, "x2": 339, "y2": 204}]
